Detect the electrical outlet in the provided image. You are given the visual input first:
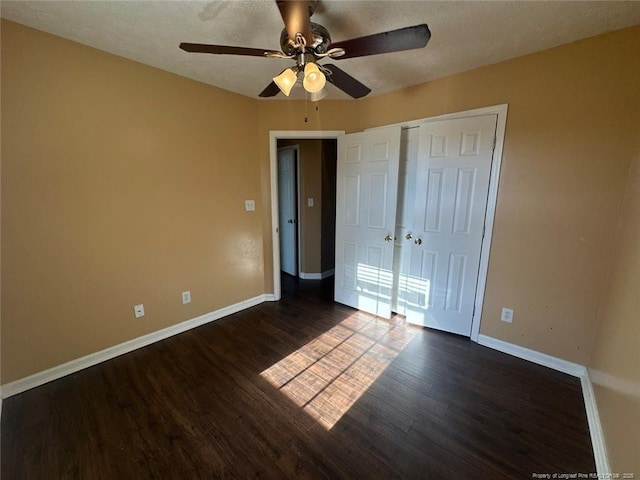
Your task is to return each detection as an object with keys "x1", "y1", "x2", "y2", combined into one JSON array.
[
  {"x1": 182, "y1": 291, "x2": 191, "y2": 304},
  {"x1": 501, "y1": 307, "x2": 514, "y2": 323},
  {"x1": 134, "y1": 304, "x2": 145, "y2": 318}
]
